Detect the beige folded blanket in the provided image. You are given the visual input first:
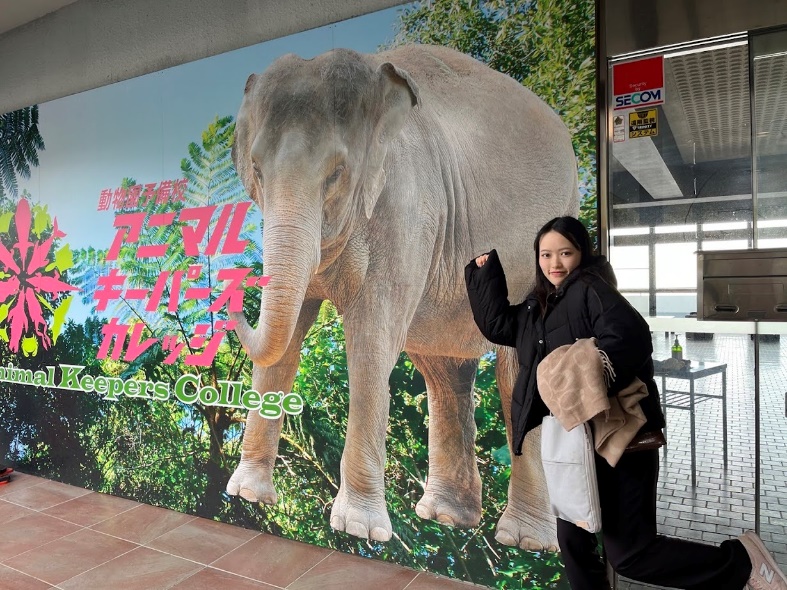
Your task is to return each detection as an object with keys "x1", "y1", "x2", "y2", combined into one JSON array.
[{"x1": 537, "y1": 338, "x2": 648, "y2": 467}]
